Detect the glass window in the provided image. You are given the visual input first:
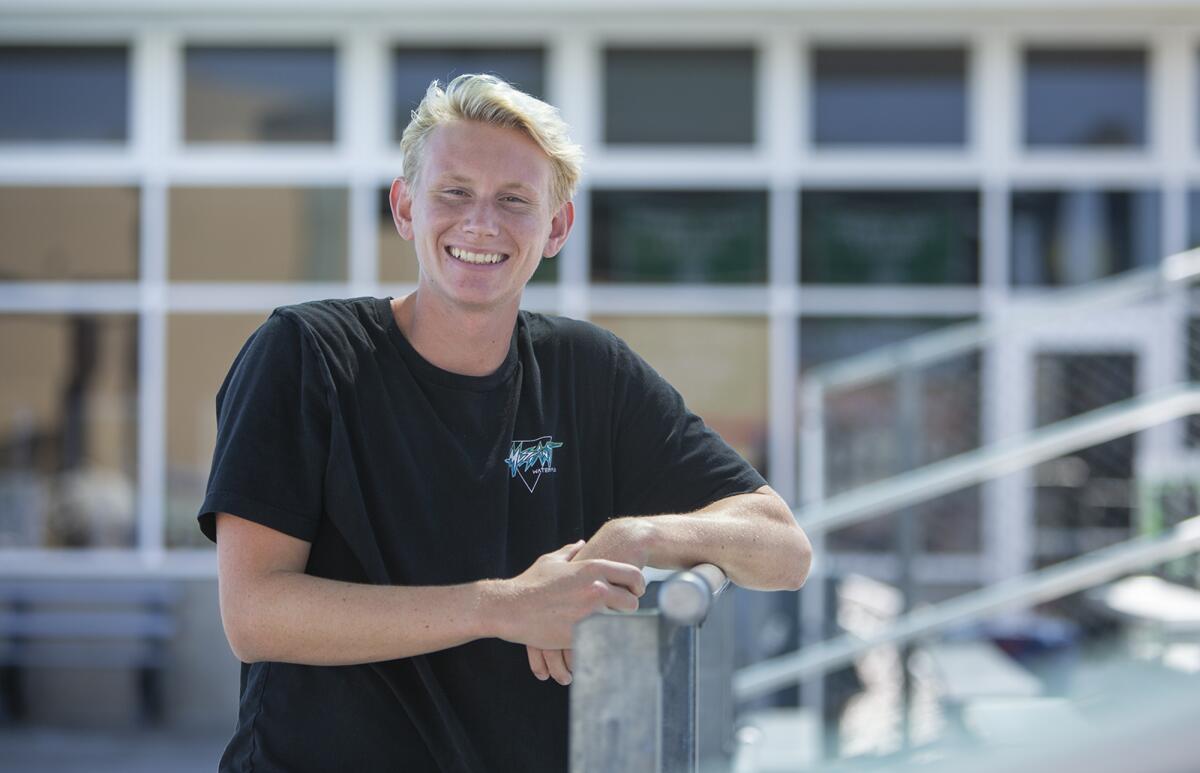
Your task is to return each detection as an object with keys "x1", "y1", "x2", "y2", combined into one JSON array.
[
  {"x1": 0, "y1": 187, "x2": 139, "y2": 281},
  {"x1": 1190, "y1": 190, "x2": 1200, "y2": 249},
  {"x1": 0, "y1": 45, "x2": 128, "y2": 142},
  {"x1": 1024, "y1": 48, "x2": 1147, "y2": 147},
  {"x1": 604, "y1": 48, "x2": 755, "y2": 144},
  {"x1": 800, "y1": 190, "x2": 979, "y2": 284},
  {"x1": 166, "y1": 313, "x2": 264, "y2": 548},
  {"x1": 1187, "y1": 318, "x2": 1200, "y2": 447},
  {"x1": 1011, "y1": 189, "x2": 1160, "y2": 286},
  {"x1": 812, "y1": 46, "x2": 967, "y2": 147},
  {"x1": 0, "y1": 314, "x2": 138, "y2": 548},
  {"x1": 377, "y1": 187, "x2": 556, "y2": 284},
  {"x1": 184, "y1": 46, "x2": 336, "y2": 143},
  {"x1": 800, "y1": 317, "x2": 981, "y2": 553},
  {"x1": 593, "y1": 315, "x2": 769, "y2": 476},
  {"x1": 392, "y1": 47, "x2": 544, "y2": 140},
  {"x1": 169, "y1": 187, "x2": 347, "y2": 281},
  {"x1": 591, "y1": 190, "x2": 768, "y2": 283}
]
